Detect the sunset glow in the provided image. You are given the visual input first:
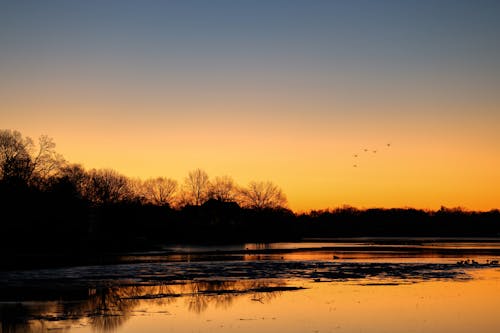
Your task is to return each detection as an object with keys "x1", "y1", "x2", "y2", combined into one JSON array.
[{"x1": 1, "y1": 0, "x2": 499, "y2": 212}]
